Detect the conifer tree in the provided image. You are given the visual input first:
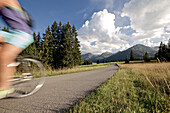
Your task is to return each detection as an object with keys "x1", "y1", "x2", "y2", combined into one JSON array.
[
  {"x1": 19, "y1": 20, "x2": 82, "y2": 69},
  {"x1": 2, "y1": 26, "x2": 9, "y2": 31},
  {"x1": 51, "y1": 21, "x2": 58, "y2": 68},
  {"x1": 157, "y1": 41, "x2": 170, "y2": 61},
  {"x1": 54, "y1": 21, "x2": 64, "y2": 68},
  {"x1": 41, "y1": 26, "x2": 54, "y2": 68},
  {"x1": 66, "y1": 22, "x2": 74, "y2": 68},
  {"x1": 36, "y1": 32, "x2": 41, "y2": 49},
  {"x1": 61, "y1": 22, "x2": 74, "y2": 68},
  {"x1": 130, "y1": 50, "x2": 135, "y2": 61},
  {"x1": 72, "y1": 25, "x2": 82, "y2": 66},
  {"x1": 125, "y1": 55, "x2": 129, "y2": 63},
  {"x1": 97, "y1": 59, "x2": 100, "y2": 64},
  {"x1": 143, "y1": 52, "x2": 150, "y2": 62}
]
